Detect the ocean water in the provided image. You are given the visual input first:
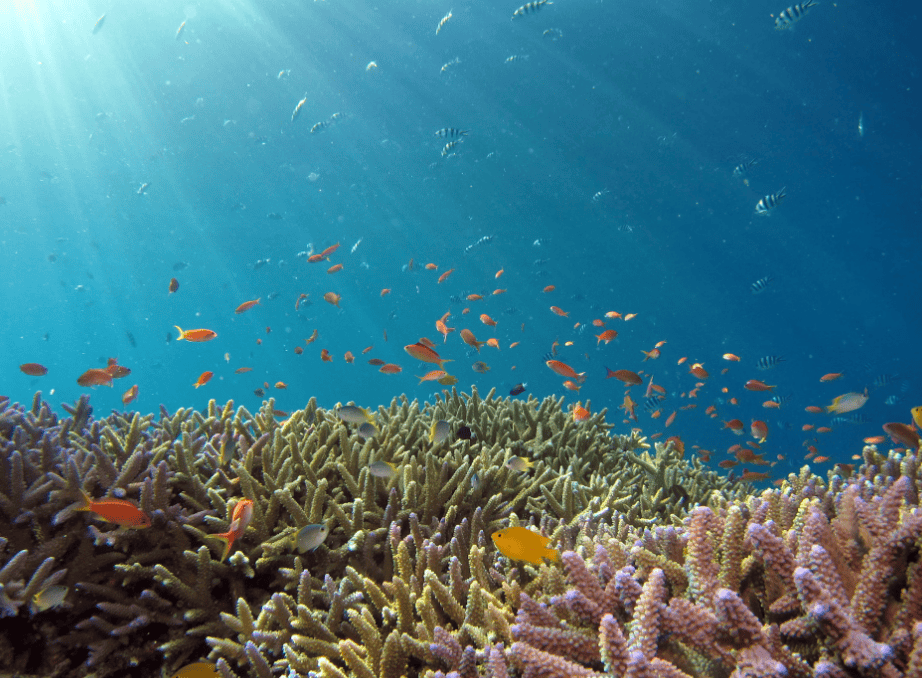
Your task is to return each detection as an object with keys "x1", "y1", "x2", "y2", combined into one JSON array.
[{"x1": 1, "y1": 0, "x2": 917, "y2": 481}]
